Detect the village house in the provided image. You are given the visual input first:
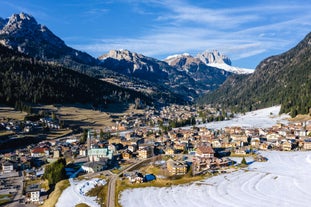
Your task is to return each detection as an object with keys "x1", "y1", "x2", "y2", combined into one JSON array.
[
  {"x1": 127, "y1": 172, "x2": 144, "y2": 183},
  {"x1": 1, "y1": 160, "x2": 15, "y2": 173},
  {"x1": 250, "y1": 137, "x2": 260, "y2": 148},
  {"x1": 81, "y1": 160, "x2": 108, "y2": 173},
  {"x1": 164, "y1": 147, "x2": 175, "y2": 155},
  {"x1": 230, "y1": 134, "x2": 248, "y2": 143},
  {"x1": 122, "y1": 150, "x2": 133, "y2": 160},
  {"x1": 173, "y1": 143, "x2": 186, "y2": 152},
  {"x1": 211, "y1": 140, "x2": 222, "y2": 148},
  {"x1": 53, "y1": 149, "x2": 61, "y2": 158},
  {"x1": 234, "y1": 149, "x2": 247, "y2": 156},
  {"x1": 259, "y1": 142, "x2": 269, "y2": 150},
  {"x1": 303, "y1": 140, "x2": 311, "y2": 150},
  {"x1": 79, "y1": 147, "x2": 87, "y2": 156},
  {"x1": 166, "y1": 159, "x2": 187, "y2": 175},
  {"x1": 196, "y1": 145, "x2": 214, "y2": 158},
  {"x1": 25, "y1": 184, "x2": 41, "y2": 204},
  {"x1": 127, "y1": 144, "x2": 137, "y2": 152},
  {"x1": 281, "y1": 140, "x2": 292, "y2": 151},
  {"x1": 31, "y1": 147, "x2": 49, "y2": 157},
  {"x1": 137, "y1": 146, "x2": 153, "y2": 159},
  {"x1": 266, "y1": 132, "x2": 281, "y2": 142}
]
